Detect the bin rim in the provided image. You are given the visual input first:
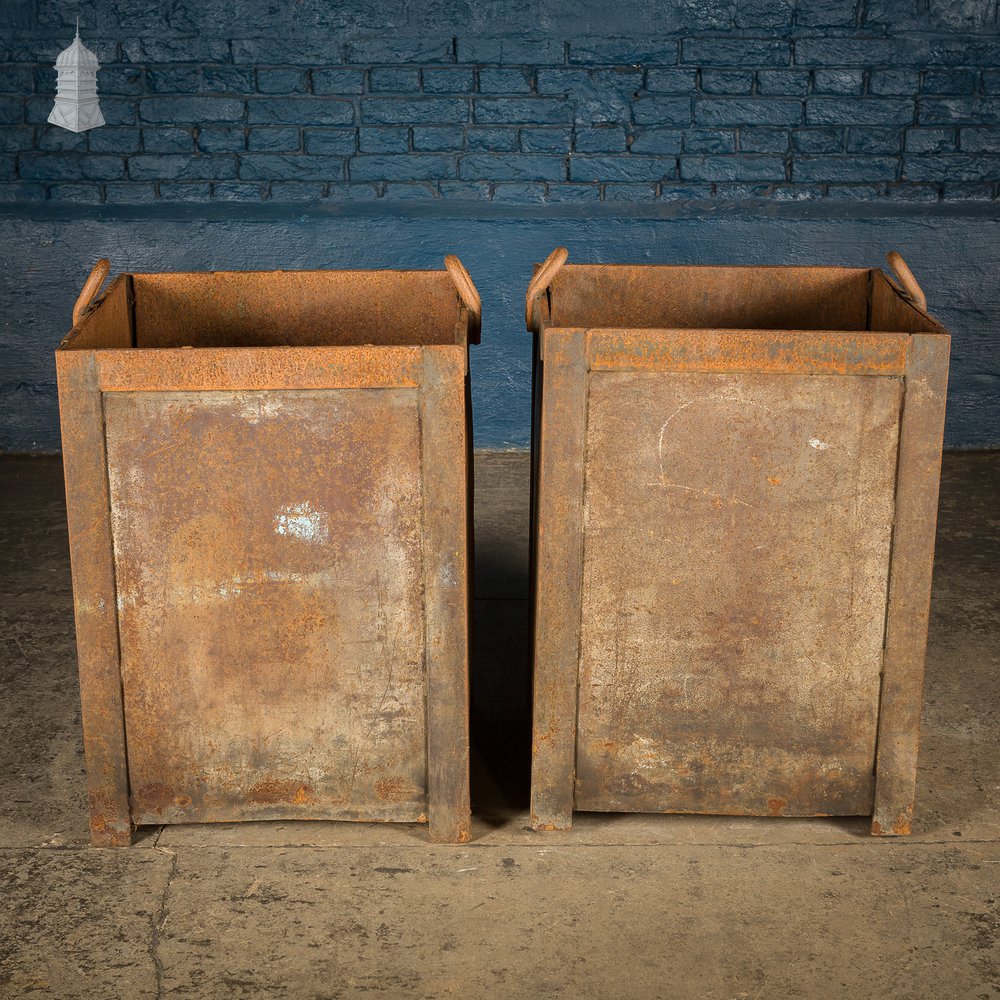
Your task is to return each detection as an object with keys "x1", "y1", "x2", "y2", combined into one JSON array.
[
  {"x1": 69, "y1": 257, "x2": 483, "y2": 348},
  {"x1": 526, "y1": 248, "x2": 935, "y2": 335}
]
